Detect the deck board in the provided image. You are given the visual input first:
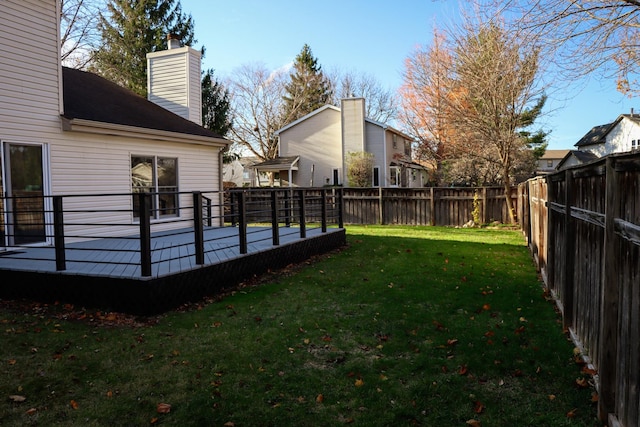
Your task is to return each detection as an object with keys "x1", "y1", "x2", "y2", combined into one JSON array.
[{"x1": 0, "y1": 226, "x2": 340, "y2": 279}]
